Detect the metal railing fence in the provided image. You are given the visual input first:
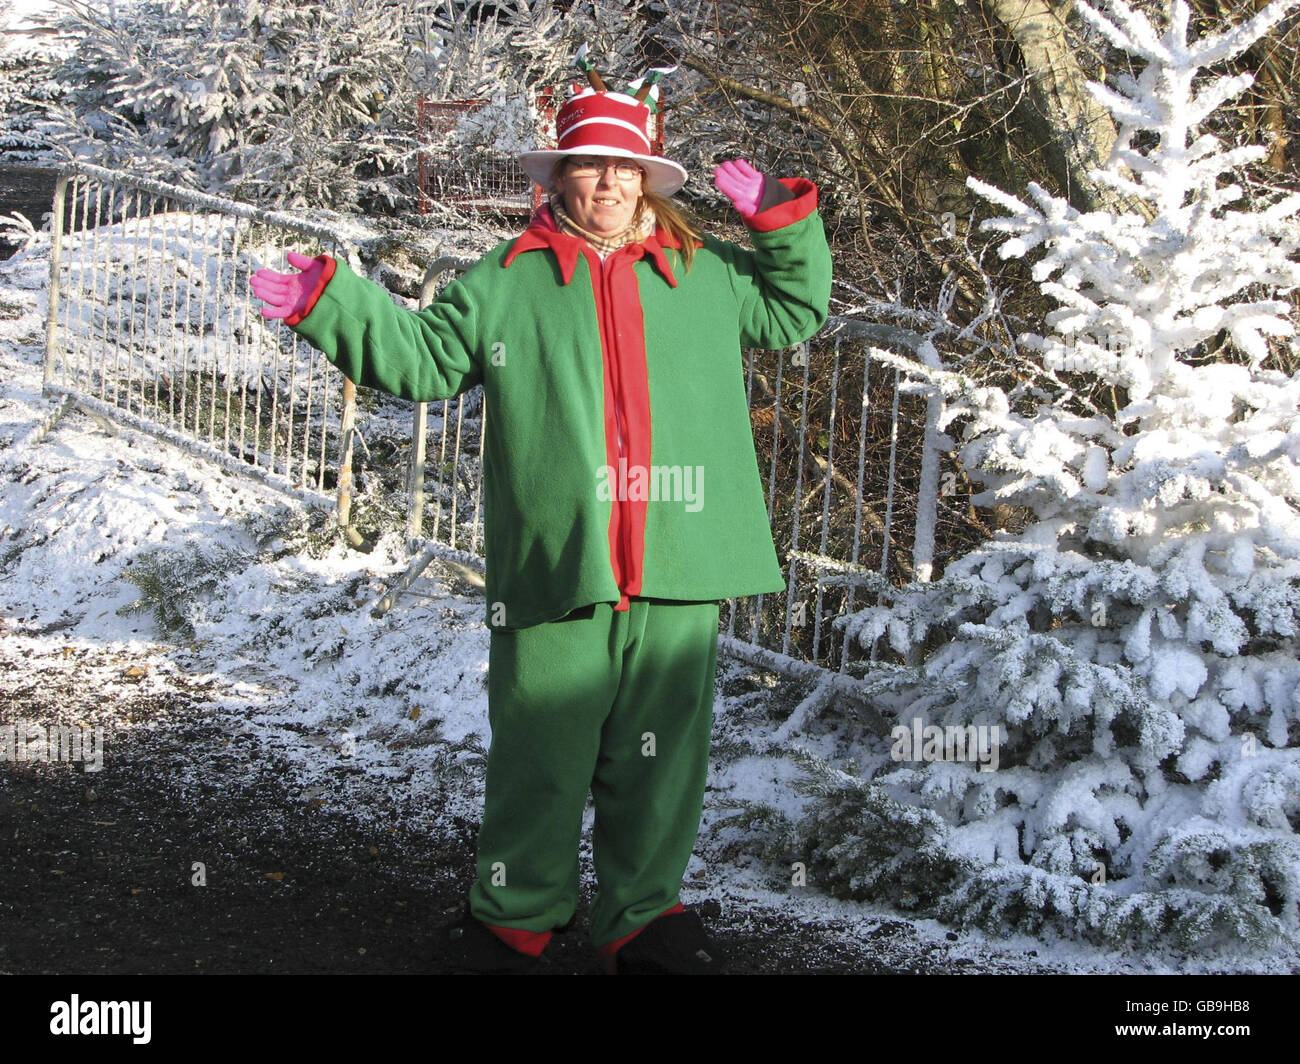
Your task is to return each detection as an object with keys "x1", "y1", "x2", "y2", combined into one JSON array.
[
  {"x1": 42, "y1": 161, "x2": 361, "y2": 519},
  {"x1": 725, "y1": 320, "x2": 944, "y2": 678}
]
